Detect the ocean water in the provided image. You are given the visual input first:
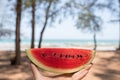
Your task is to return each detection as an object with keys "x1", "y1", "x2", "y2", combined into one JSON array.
[
  {"x1": 0, "y1": 39, "x2": 118, "y2": 45},
  {"x1": 0, "y1": 39, "x2": 119, "y2": 50}
]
